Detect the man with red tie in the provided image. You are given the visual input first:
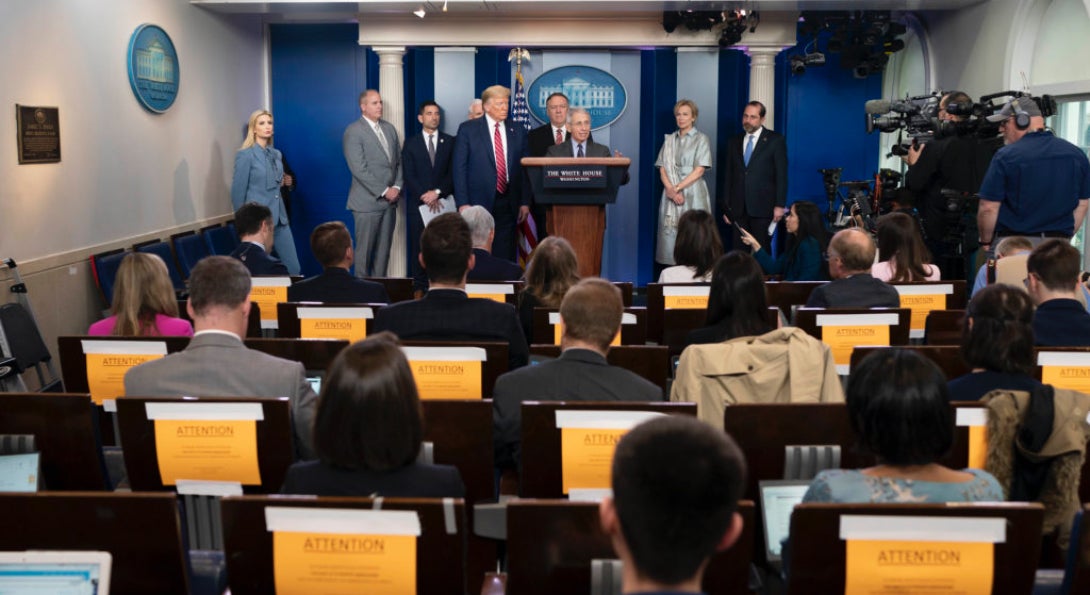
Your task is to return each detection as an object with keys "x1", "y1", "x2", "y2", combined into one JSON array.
[
  {"x1": 527, "y1": 92, "x2": 572, "y2": 240},
  {"x1": 452, "y1": 85, "x2": 529, "y2": 262}
]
